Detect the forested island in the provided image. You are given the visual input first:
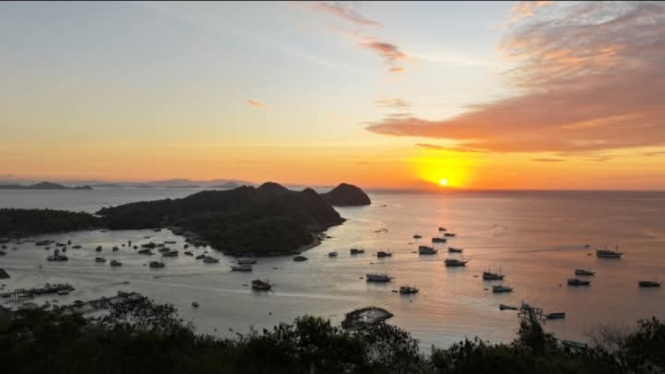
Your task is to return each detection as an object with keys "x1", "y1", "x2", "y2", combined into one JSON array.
[
  {"x1": 0, "y1": 182, "x2": 371, "y2": 255},
  {"x1": 0, "y1": 182, "x2": 92, "y2": 190}
]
